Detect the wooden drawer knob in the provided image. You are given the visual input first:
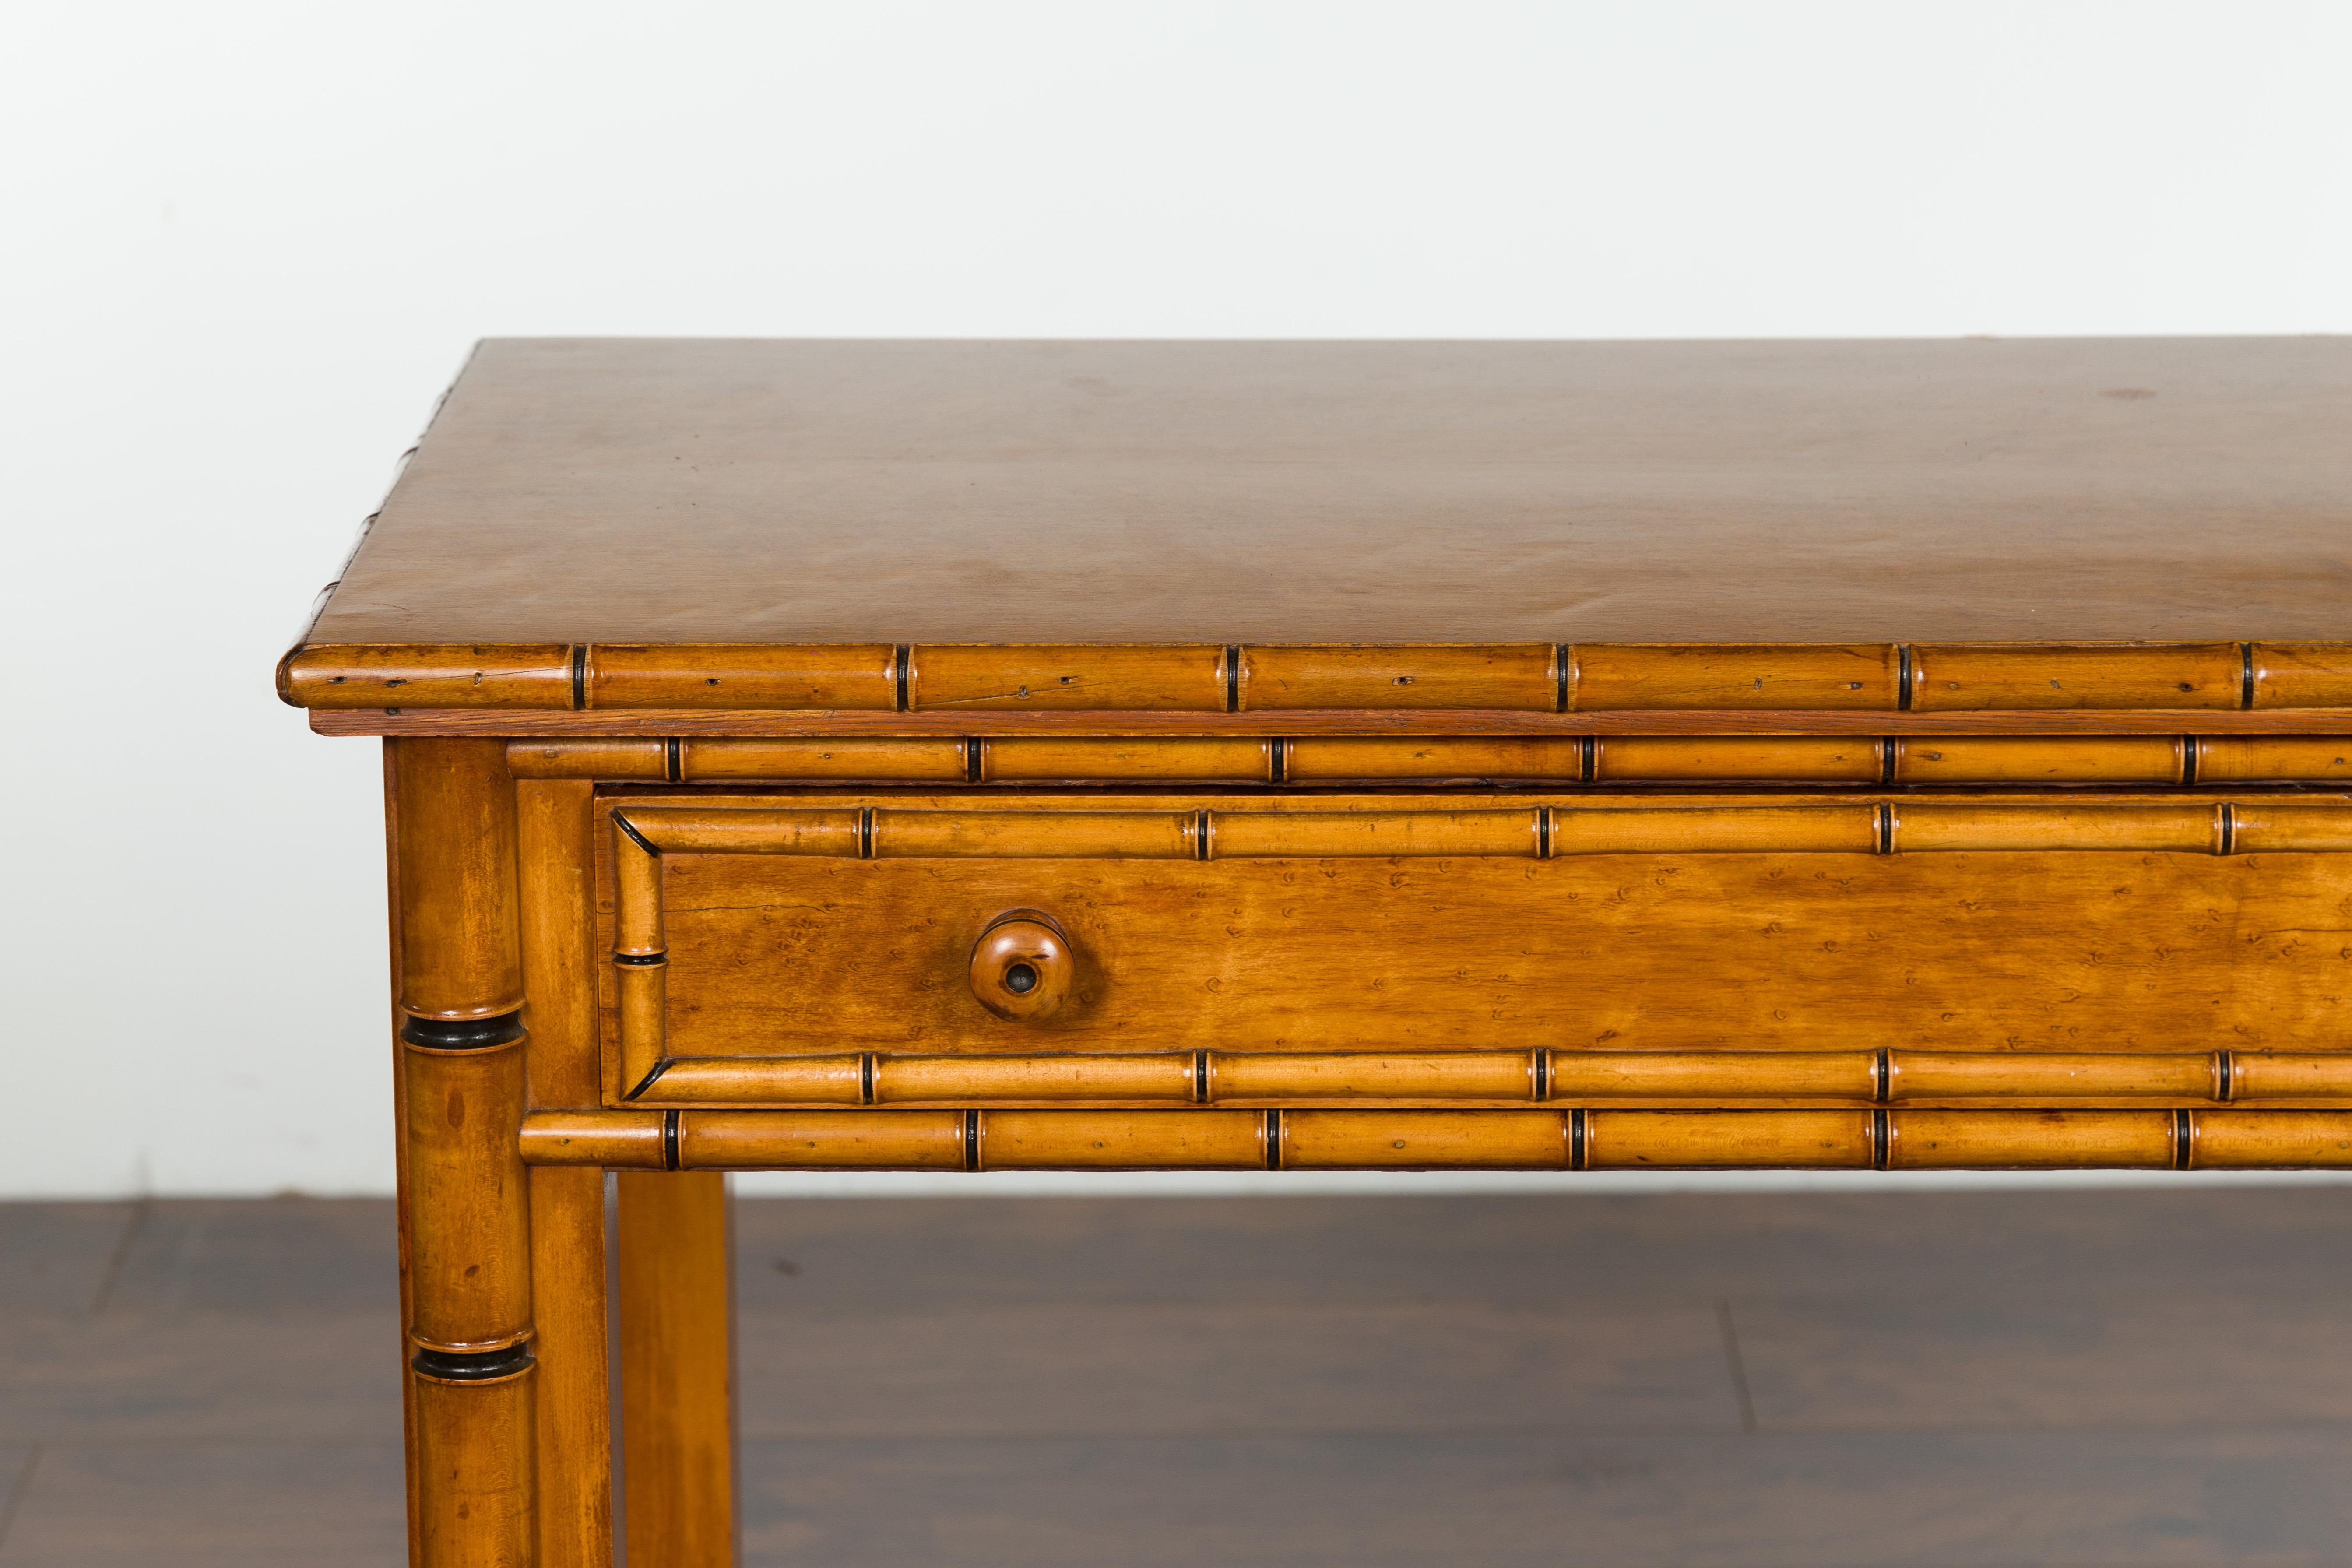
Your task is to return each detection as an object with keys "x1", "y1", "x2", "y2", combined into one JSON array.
[{"x1": 970, "y1": 911, "x2": 1072, "y2": 1021}]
